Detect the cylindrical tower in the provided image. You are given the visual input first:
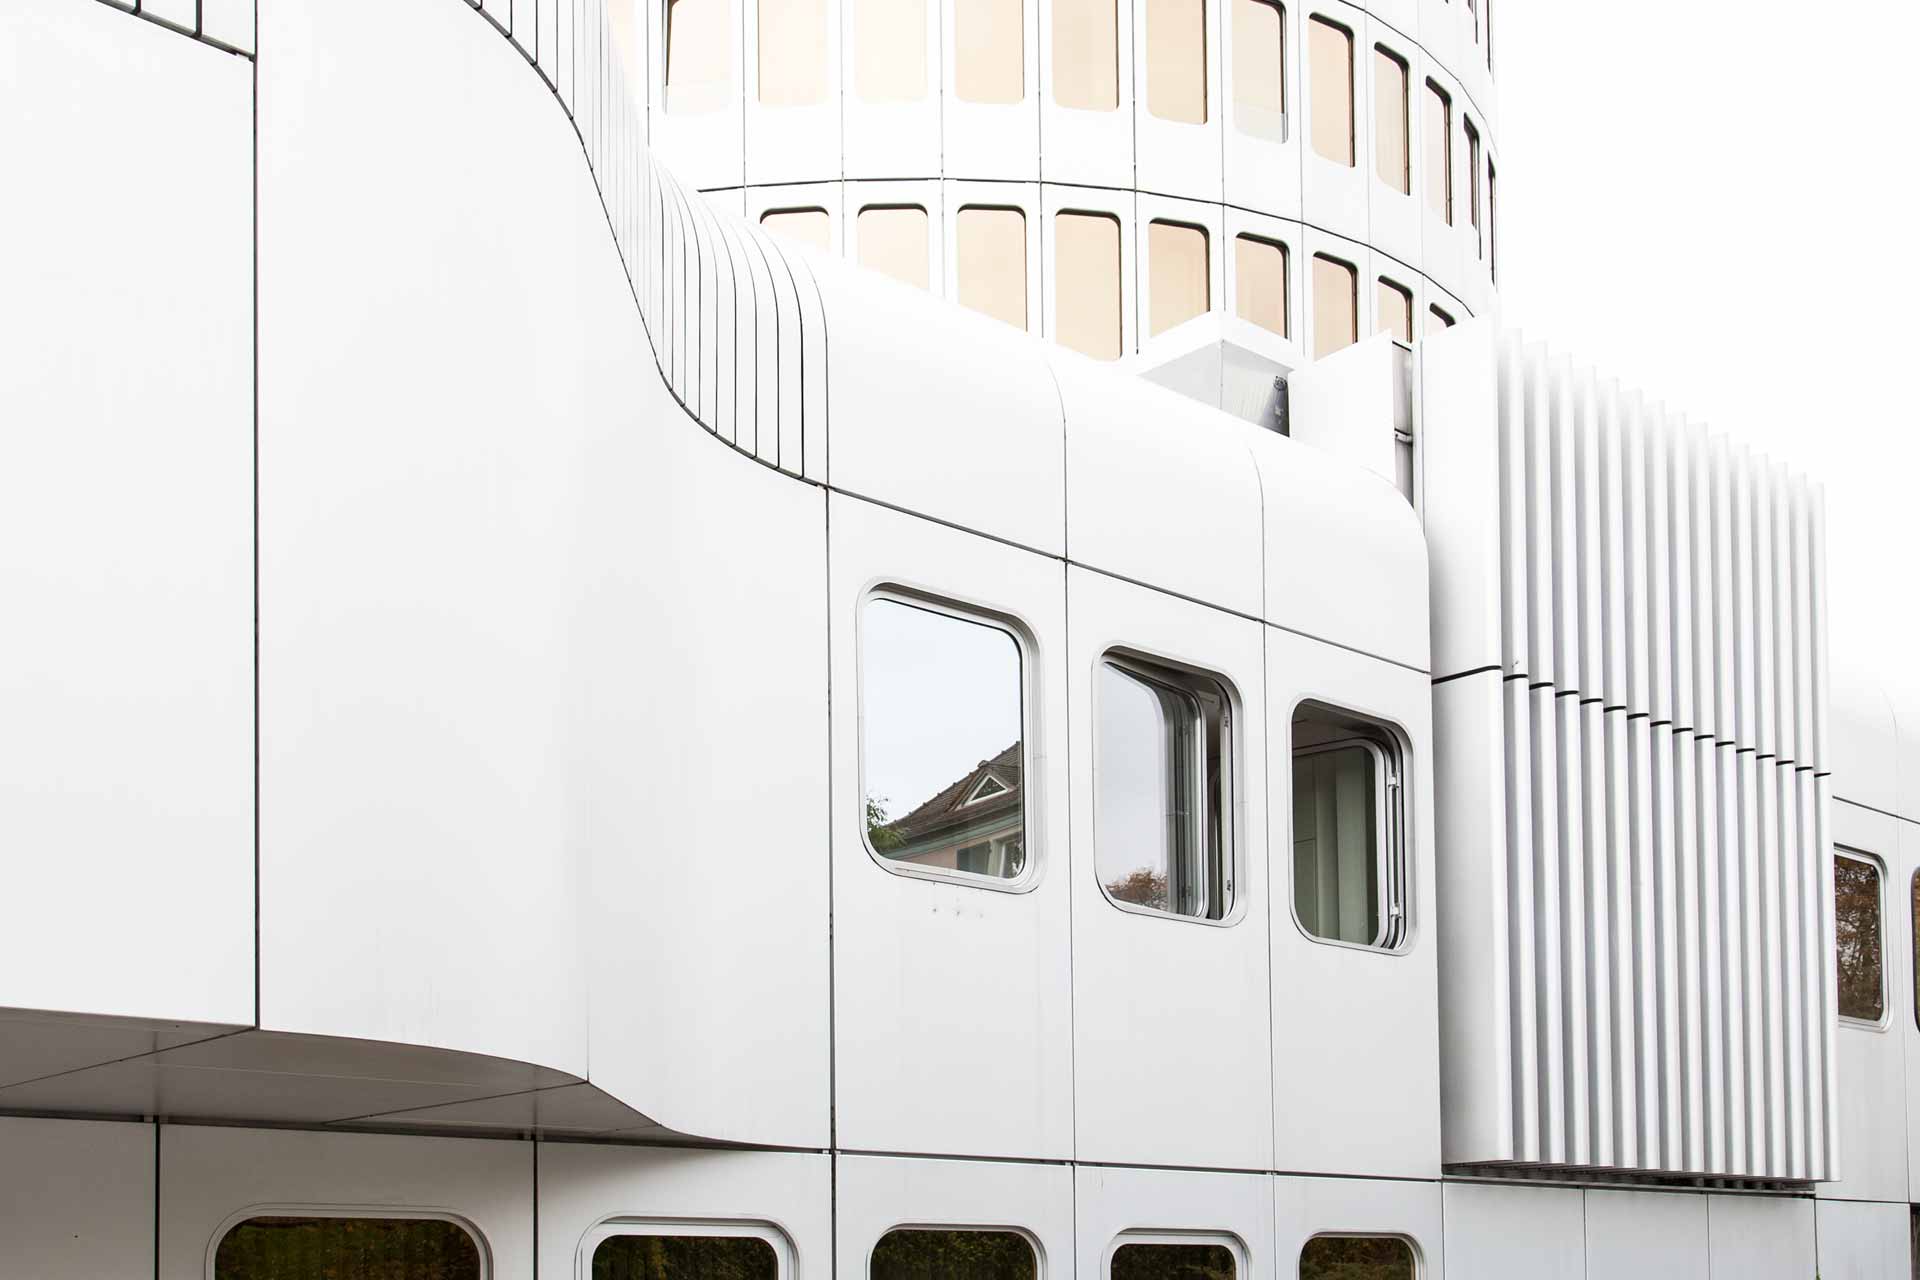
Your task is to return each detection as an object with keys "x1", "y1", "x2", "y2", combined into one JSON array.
[{"x1": 618, "y1": 0, "x2": 1497, "y2": 373}]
